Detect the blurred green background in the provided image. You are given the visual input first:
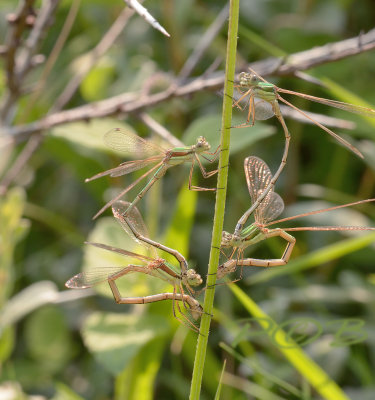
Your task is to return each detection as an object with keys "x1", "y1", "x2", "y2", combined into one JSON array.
[{"x1": 1, "y1": 0, "x2": 375, "y2": 399}]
